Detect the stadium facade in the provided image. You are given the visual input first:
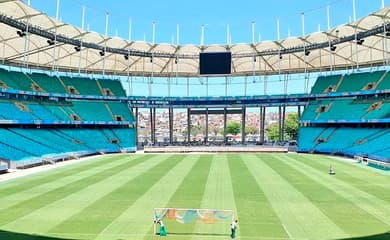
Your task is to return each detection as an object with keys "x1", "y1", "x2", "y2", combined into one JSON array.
[{"x1": 0, "y1": 0, "x2": 389, "y2": 169}]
